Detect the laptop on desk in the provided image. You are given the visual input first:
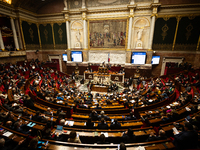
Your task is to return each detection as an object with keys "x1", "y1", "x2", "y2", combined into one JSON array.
[{"x1": 55, "y1": 125, "x2": 63, "y2": 134}]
